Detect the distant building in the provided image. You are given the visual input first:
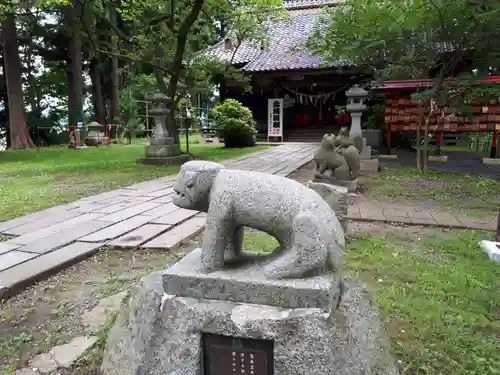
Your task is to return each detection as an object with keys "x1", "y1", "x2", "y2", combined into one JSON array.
[{"x1": 202, "y1": 0, "x2": 367, "y2": 142}]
